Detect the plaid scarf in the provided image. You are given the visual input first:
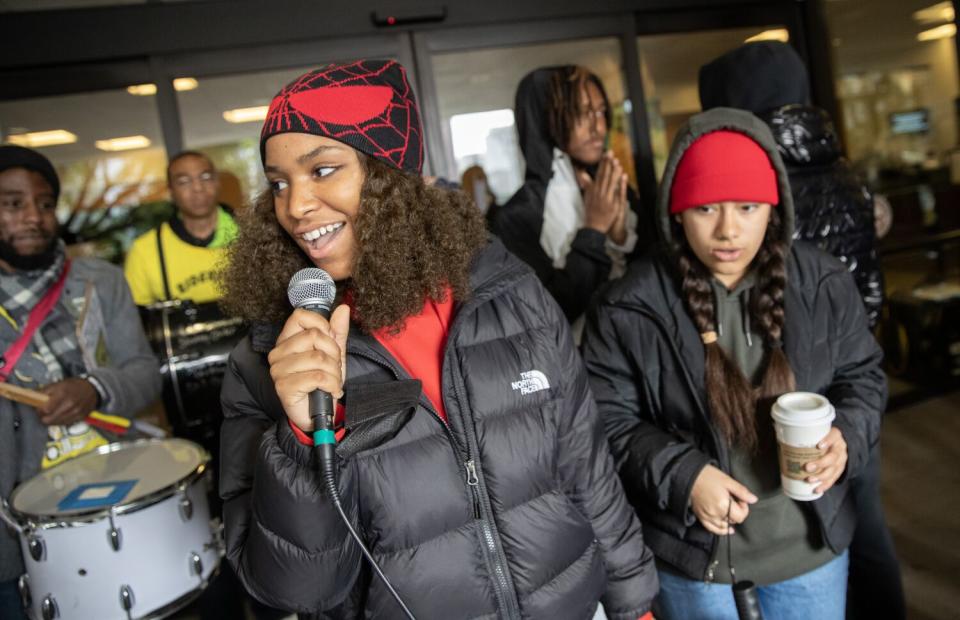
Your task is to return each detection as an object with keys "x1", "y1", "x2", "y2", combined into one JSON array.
[{"x1": 0, "y1": 241, "x2": 79, "y2": 382}]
